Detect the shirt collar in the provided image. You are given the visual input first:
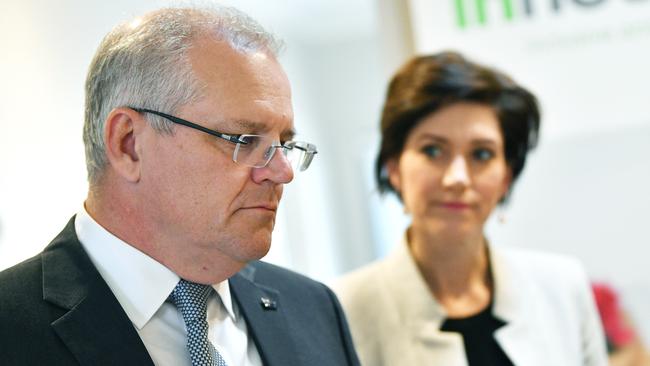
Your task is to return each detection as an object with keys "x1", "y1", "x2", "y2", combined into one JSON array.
[
  {"x1": 75, "y1": 205, "x2": 236, "y2": 328},
  {"x1": 213, "y1": 280, "x2": 237, "y2": 321}
]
